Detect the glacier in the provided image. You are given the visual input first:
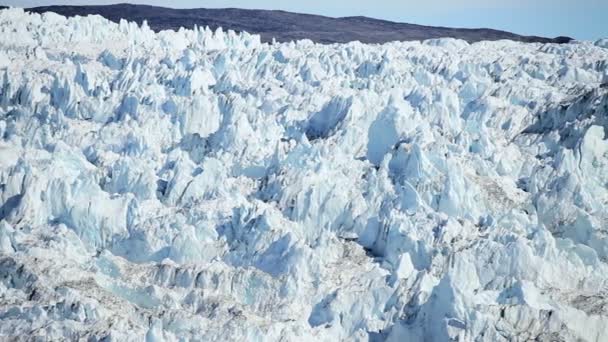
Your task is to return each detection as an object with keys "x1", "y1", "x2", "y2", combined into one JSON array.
[{"x1": 0, "y1": 7, "x2": 608, "y2": 341}]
